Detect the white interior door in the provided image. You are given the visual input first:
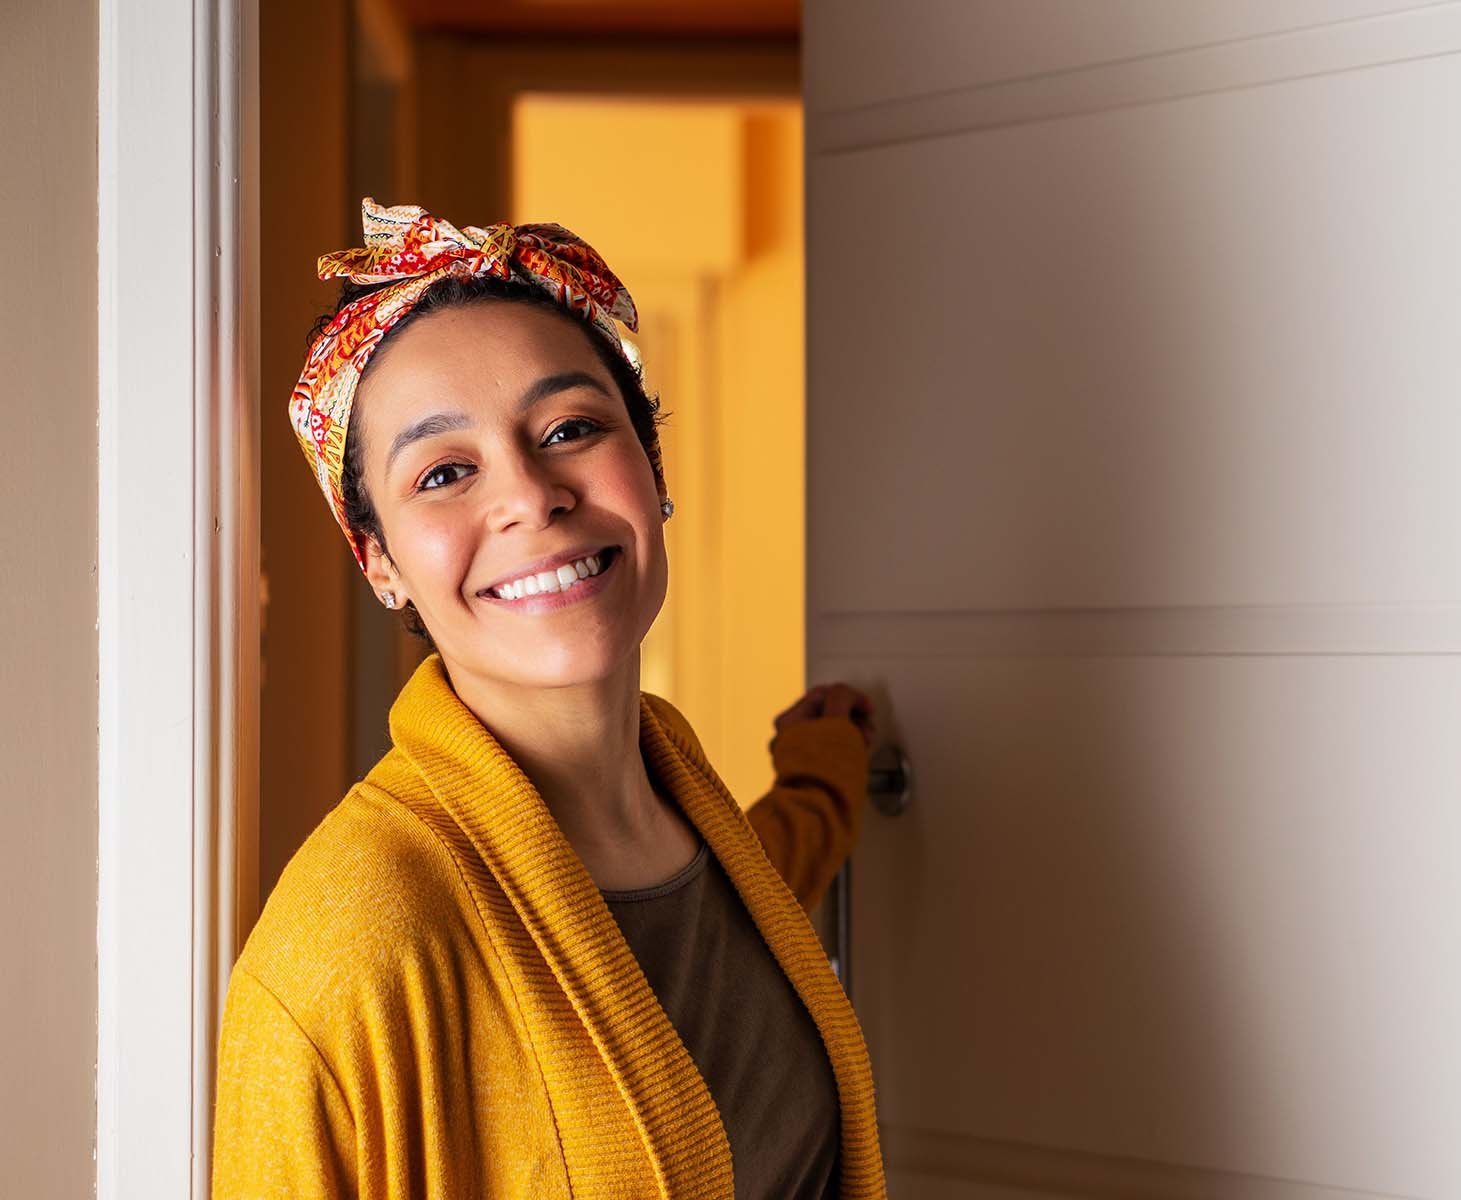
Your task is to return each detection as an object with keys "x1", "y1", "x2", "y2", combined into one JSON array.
[{"x1": 804, "y1": 4, "x2": 1461, "y2": 1198}]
